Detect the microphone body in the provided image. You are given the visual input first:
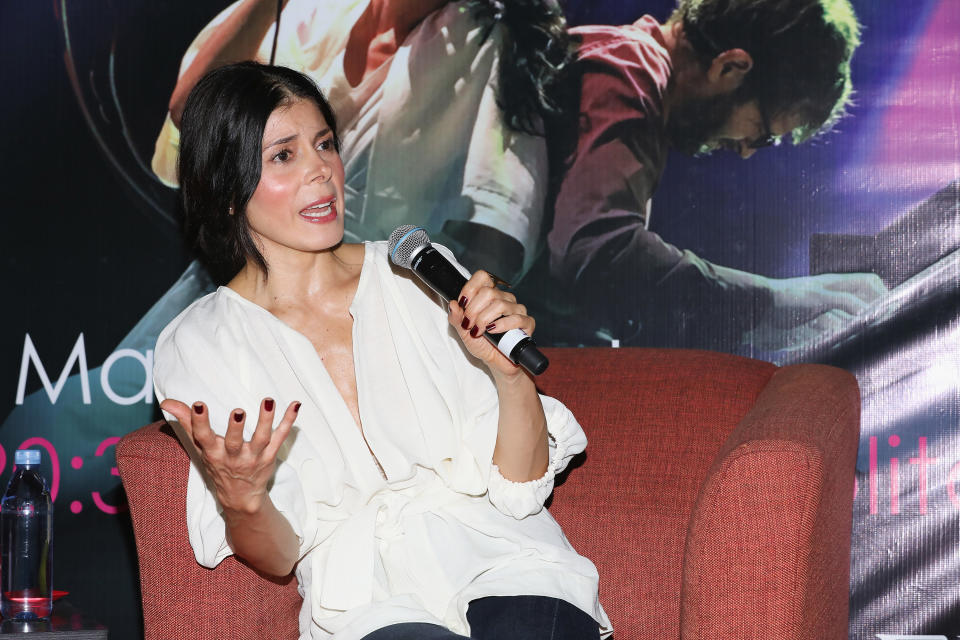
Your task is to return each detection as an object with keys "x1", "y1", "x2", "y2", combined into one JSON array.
[{"x1": 390, "y1": 227, "x2": 549, "y2": 375}]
